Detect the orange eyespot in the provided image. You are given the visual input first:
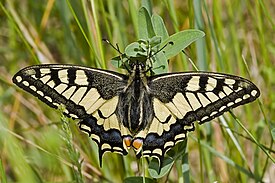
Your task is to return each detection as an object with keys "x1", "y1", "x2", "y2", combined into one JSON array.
[
  {"x1": 132, "y1": 138, "x2": 143, "y2": 151},
  {"x1": 123, "y1": 136, "x2": 132, "y2": 148}
]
